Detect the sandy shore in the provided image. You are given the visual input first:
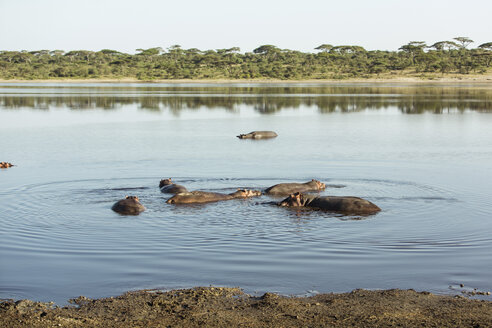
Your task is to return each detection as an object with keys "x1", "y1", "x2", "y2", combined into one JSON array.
[
  {"x1": 1, "y1": 287, "x2": 491, "y2": 327},
  {"x1": 1, "y1": 73, "x2": 492, "y2": 84}
]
